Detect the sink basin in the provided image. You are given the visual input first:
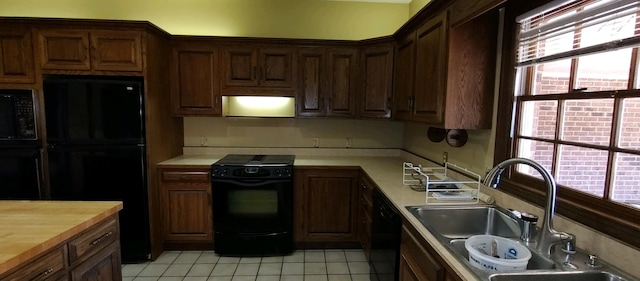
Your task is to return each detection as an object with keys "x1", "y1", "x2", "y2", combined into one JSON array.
[
  {"x1": 449, "y1": 239, "x2": 556, "y2": 270},
  {"x1": 406, "y1": 205, "x2": 521, "y2": 239},
  {"x1": 489, "y1": 271, "x2": 629, "y2": 281}
]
